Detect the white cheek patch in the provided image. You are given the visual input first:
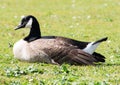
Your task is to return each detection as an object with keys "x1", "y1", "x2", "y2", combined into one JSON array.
[{"x1": 25, "y1": 18, "x2": 33, "y2": 28}]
